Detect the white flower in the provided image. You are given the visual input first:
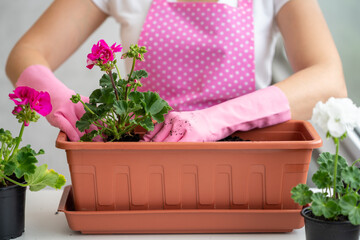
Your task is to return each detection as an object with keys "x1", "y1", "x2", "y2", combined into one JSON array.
[{"x1": 311, "y1": 97, "x2": 360, "y2": 138}]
